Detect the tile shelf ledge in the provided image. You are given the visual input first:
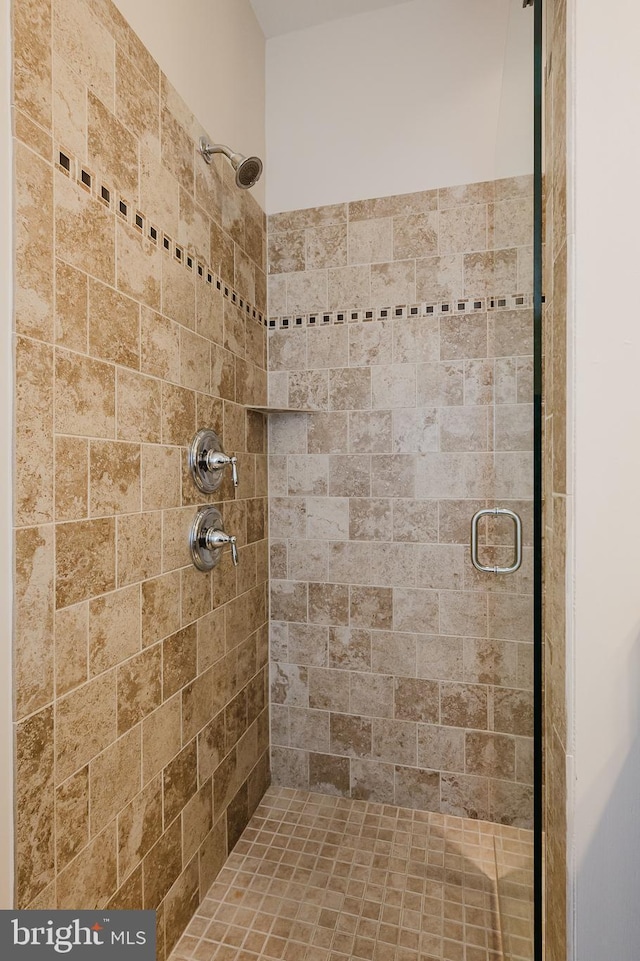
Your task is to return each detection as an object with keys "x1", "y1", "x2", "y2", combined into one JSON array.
[{"x1": 244, "y1": 405, "x2": 314, "y2": 414}]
